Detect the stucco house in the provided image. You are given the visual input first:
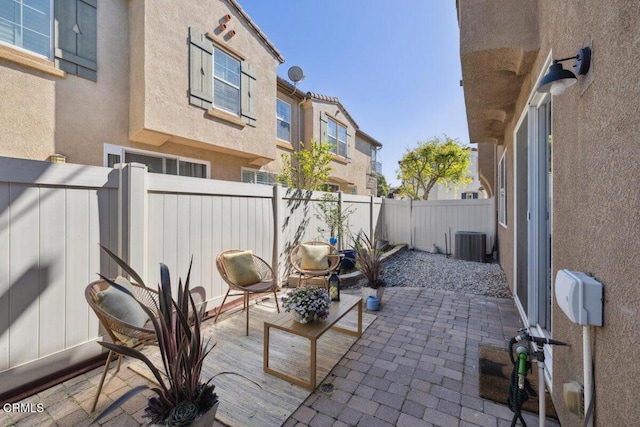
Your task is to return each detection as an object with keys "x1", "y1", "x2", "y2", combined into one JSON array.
[
  {"x1": 0, "y1": 0, "x2": 381, "y2": 195},
  {"x1": 458, "y1": 1, "x2": 640, "y2": 426},
  {"x1": 274, "y1": 77, "x2": 383, "y2": 195}
]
